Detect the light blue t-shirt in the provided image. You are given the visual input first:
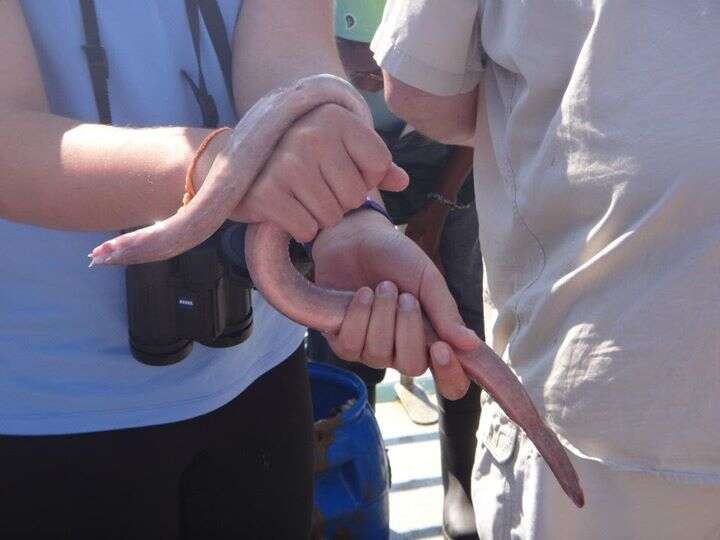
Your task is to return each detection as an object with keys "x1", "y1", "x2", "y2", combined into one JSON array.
[{"x1": 1, "y1": 0, "x2": 305, "y2": 435}]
